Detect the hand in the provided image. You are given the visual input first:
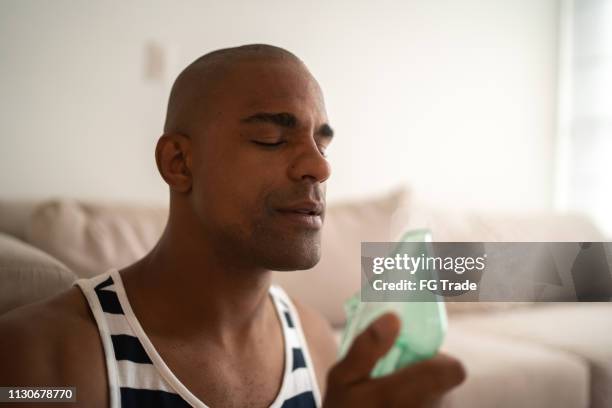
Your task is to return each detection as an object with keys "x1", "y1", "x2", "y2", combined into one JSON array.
[{"x1": 323, "y1": 313, "x2": 466, "y2": 408}]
